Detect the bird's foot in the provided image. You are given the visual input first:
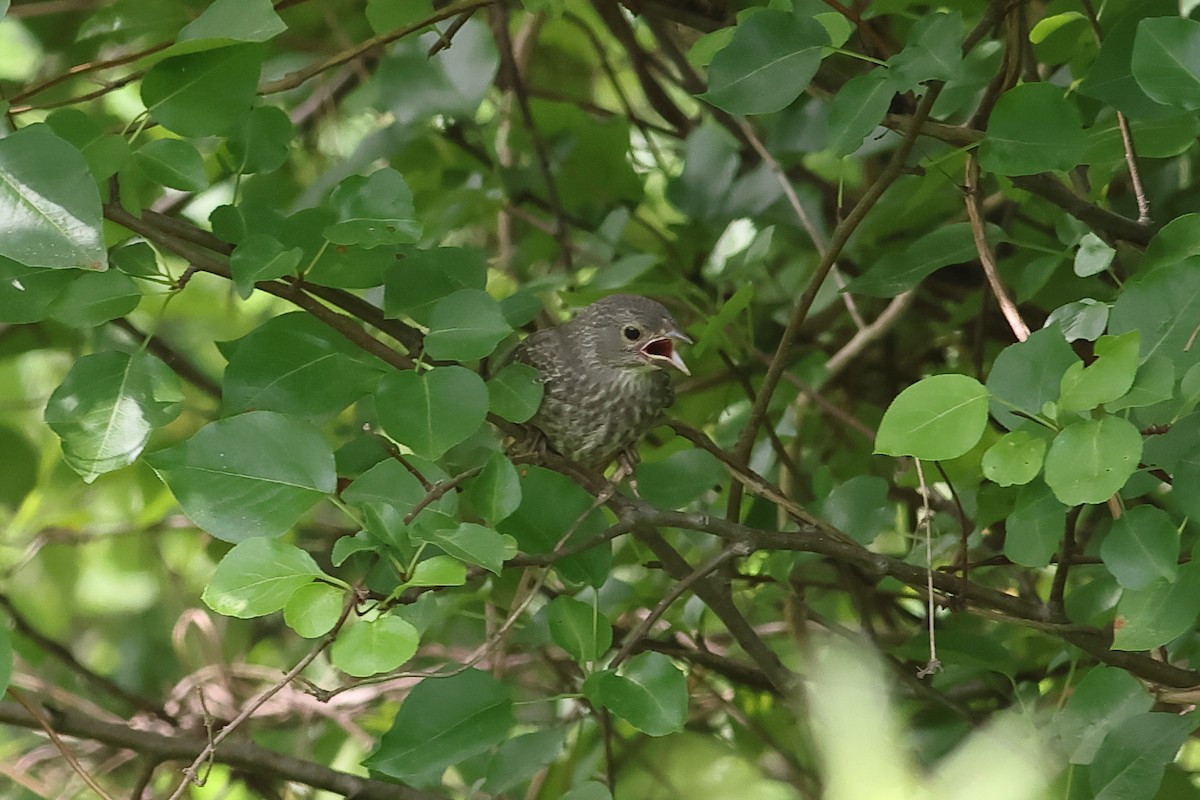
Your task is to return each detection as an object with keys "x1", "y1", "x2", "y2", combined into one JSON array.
[{"x1": 612, "y1": 449, "x2": 640, "y2": 497}]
